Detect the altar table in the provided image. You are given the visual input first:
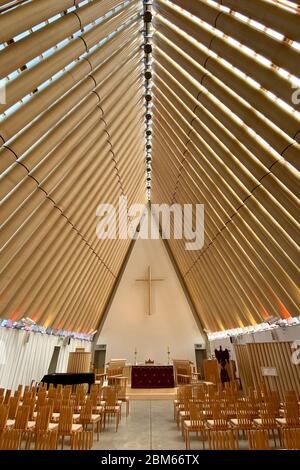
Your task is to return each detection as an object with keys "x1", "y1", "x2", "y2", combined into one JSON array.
[{"x1": 131, "y1": 365, "x2": 174, "y2": 388}]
